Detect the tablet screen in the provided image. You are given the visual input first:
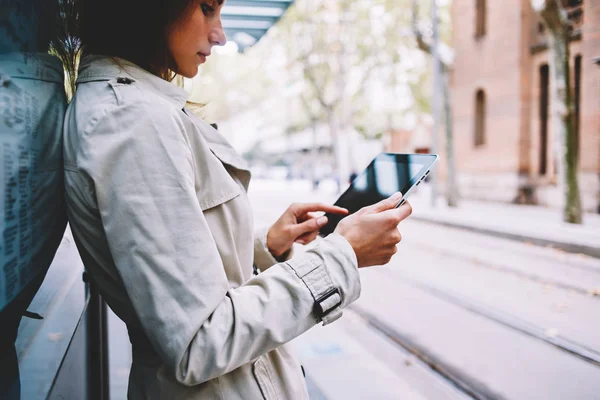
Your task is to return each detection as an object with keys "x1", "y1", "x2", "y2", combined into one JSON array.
[{"x1": 319, "y1": 153, "x2": 437, "y2": 237}]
